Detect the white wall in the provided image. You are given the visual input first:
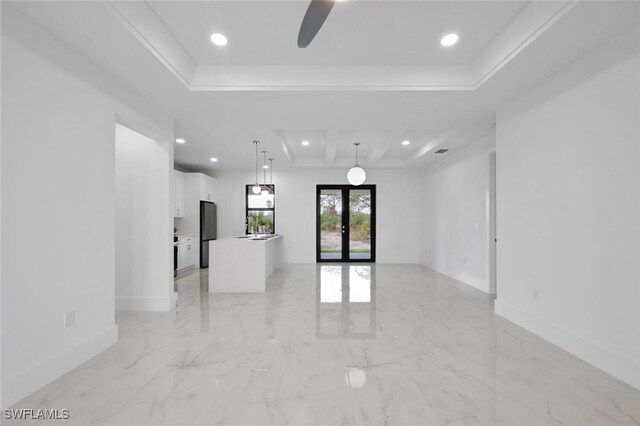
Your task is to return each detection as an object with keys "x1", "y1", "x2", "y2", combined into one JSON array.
[
  {"x1": 419, "y1": 140, "x2": 495, "y2": 293},
  {"x1": 0, "y1": 2, "x2": 3, "y2": 408},
  {"x1": 116, "y1": 124, "x2": 173, "y2": 311},
  {"x1": 1, "y1": 6, "x2": 173, "y2": 407},
  {"x1": 495, "y1": 24, "x2": 640, "y2": 390},
  {"x1": 215, "y1": 168, "x2": 422, "y2": 264}
]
